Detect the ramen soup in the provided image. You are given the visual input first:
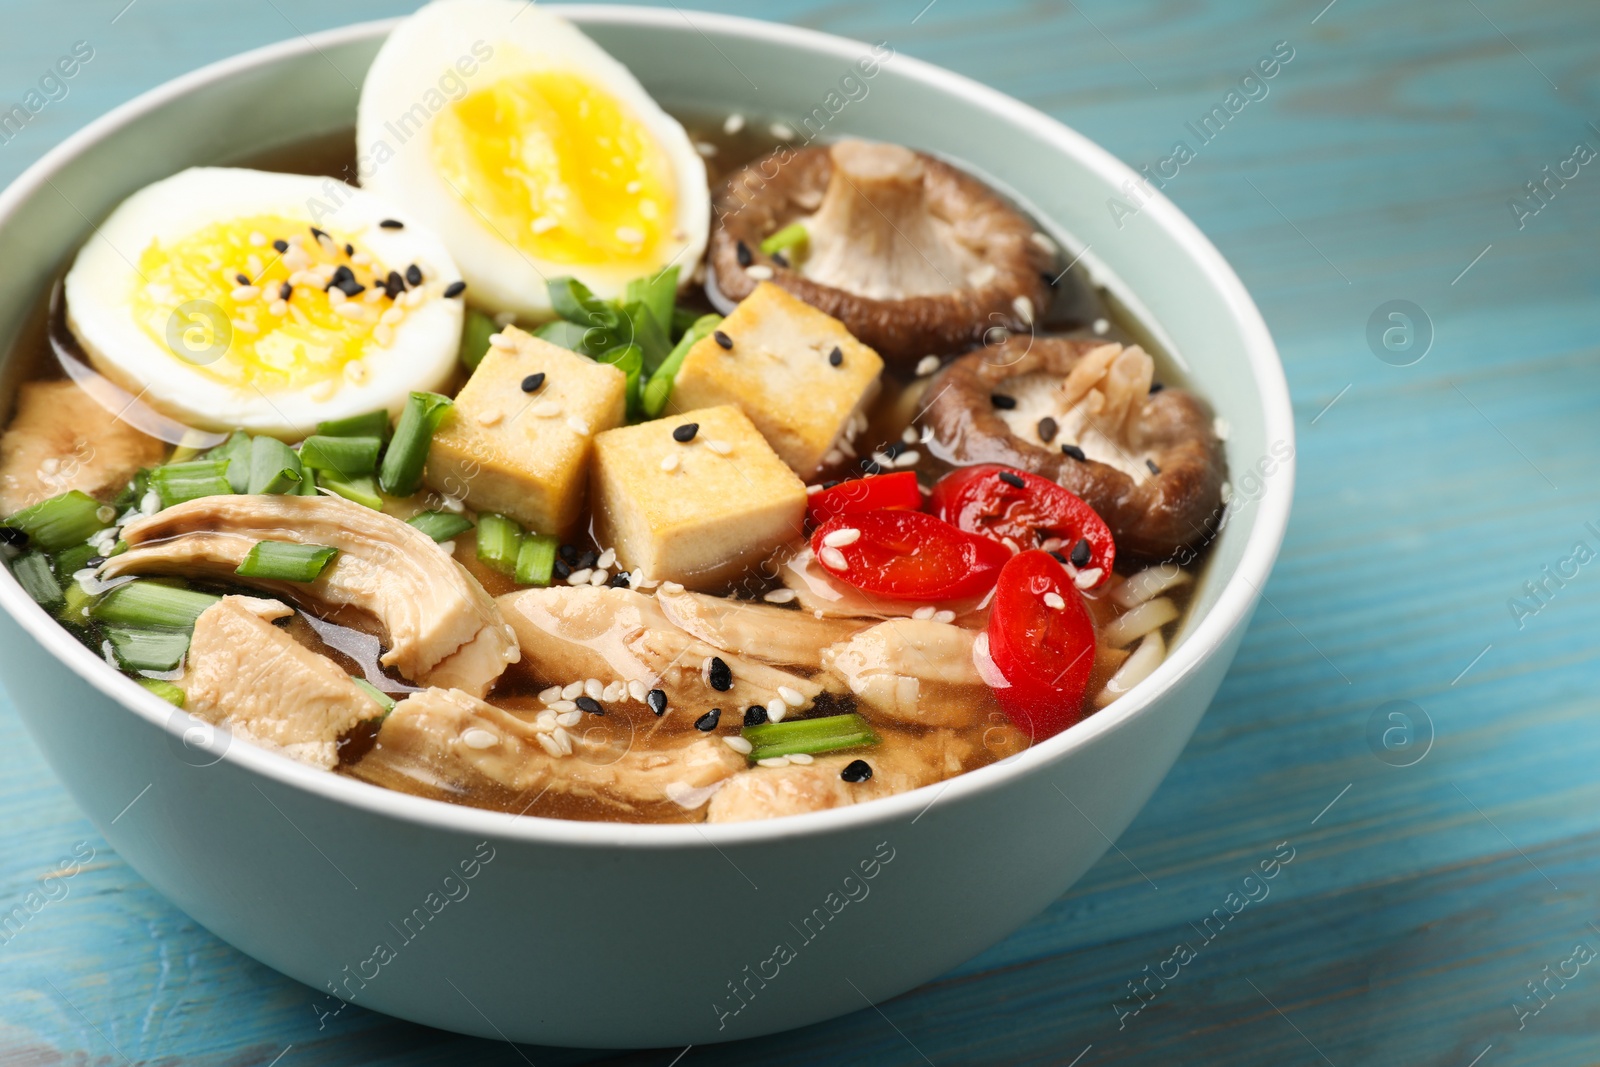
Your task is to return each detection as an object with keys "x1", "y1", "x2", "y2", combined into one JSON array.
[{"x1": 0, "y1": 0, "x2": 1228, "y2": 824}]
